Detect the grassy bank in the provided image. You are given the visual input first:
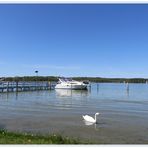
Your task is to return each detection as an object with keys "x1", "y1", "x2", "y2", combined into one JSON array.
[{"x1": 0, "y1": 129, "x2": 80, "y2": 144}]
